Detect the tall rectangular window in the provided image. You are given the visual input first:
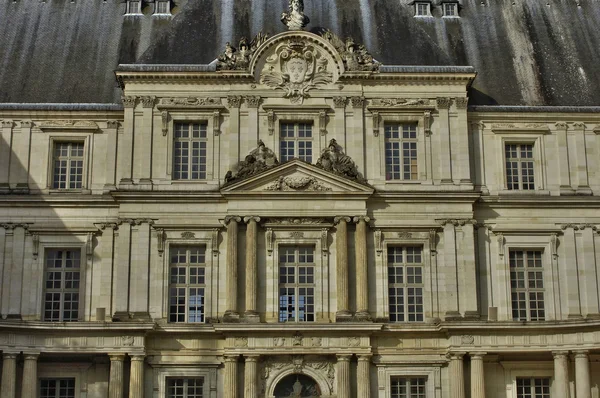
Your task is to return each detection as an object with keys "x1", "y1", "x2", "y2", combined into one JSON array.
[
  {"x1": 126, "y1": 0, "x2": 142, "y2": 14},
  {"x1": 174, "y1": 122, "x2": 208, "y2": 180},
  {"x1": 44, "y1": 249, "x2": 81, "y2": 322},
  {"x1": 280, "y1": 122, "x2": 313, "y2": 163},
  {"x1": 53, "y1": 142, "x2": 84, "y2": 189},
  {"x1": 442, "y1": 2, "x2": 458, "y2": 16},
  {"x1": 167, "y1": 378, "x2": 204, "y2": 398},
  {"x1": 169, "y1": 246, "x2": 206, "y2": 323},
  {"x1": 388, "y1": 246, "x2": 424, "y2": 322},
  {"x1": 505, "y1": 143, "x2": 535, "y2": 190},
  {"x1": 415, "y1": 2, "x2": 430, "y2": 16},
  {"x1": 385, "y1": 124, "x2": 418, "y2": 180},
  {"x1": 516, "y1": 378, "x2": 551, "y2": 398},
  {"x1": 279, "y1": 246, "x2": 315, "y2": 322},
  {"x1": 510, "y1": 250, "x2": 545, "y2": 321},
  {"x1": 390, "y1": 377, "x2": 426, "y2": 398},
  {"x1": 40, "y1": 378, "x2": 76, "y2": 398},
  {"x1": 155, "y1": 0, "x2": 170, "y2": 14}
]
